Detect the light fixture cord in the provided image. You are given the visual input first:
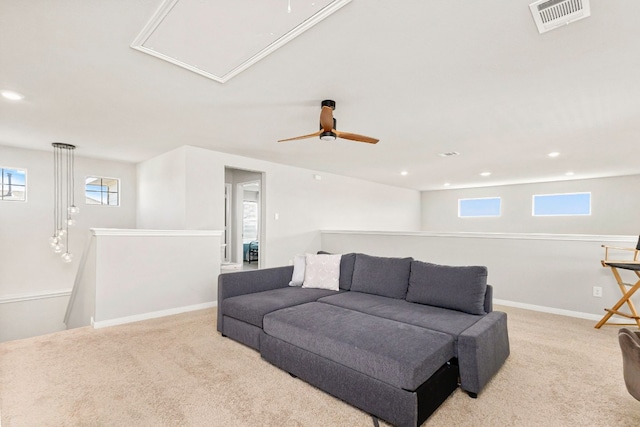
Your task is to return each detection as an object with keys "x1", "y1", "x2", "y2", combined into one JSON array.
[
  {"x1": 67, "y1": 147, "x2": 70, "y2": 215},
  {"x1": 71, "y1": 146, "x2": 75, "y2": 206},
  {"x1": 65, "y1": 147, "x2": 70, "y2": 249},
  {"x1": 53, "y1": 146, "x2": 58, "y2": 236},
  {"x1": 58, "y1": 147, "x2": 63, "y2": 233}
]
